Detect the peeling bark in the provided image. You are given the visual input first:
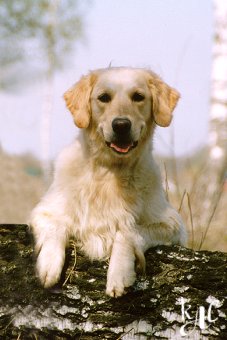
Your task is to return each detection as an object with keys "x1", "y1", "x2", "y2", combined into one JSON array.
[{"x1": 0, "y1": 224, "x2": 227, "y2": 339}]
